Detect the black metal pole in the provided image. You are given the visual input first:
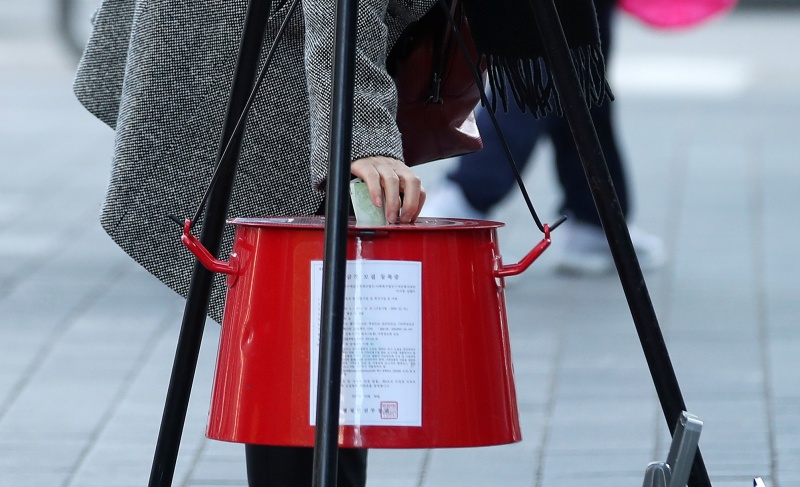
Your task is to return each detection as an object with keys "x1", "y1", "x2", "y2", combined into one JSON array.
[
  {"x1": 147, "y1": 2, "x2": 271, "y2": 486},
  {"x1": 525, "y1": 1, "x2": 712, "y2": 486},
  {"x1": 312, "y1": 0, "x2": 359, "y2": 485}
]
